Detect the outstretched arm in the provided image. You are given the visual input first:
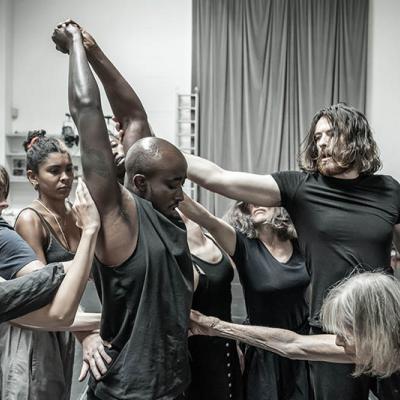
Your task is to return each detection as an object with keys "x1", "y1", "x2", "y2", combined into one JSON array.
[
  {"x1": 186, "y1": 154, "x2": 281, "y2": 207},
  {"x1": 179, "y1": 193, "x2": 237, "y2": 256},
  {"x1": 81, "y1": 27, "x2": 152, "y2": 153},
  {"x1": 190, "y1": 310, "x2": 353, "y2": 364},
  {"x1": 52, "y1": 24, "x2": 120, "y2": 214}
]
